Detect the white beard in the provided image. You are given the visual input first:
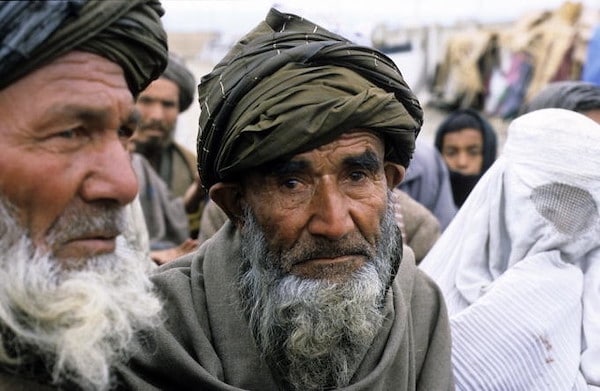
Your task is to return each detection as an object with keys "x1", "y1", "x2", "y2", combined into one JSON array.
[{"x1": 0, "y1": 200, "x2": 161, "y2": 390}]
